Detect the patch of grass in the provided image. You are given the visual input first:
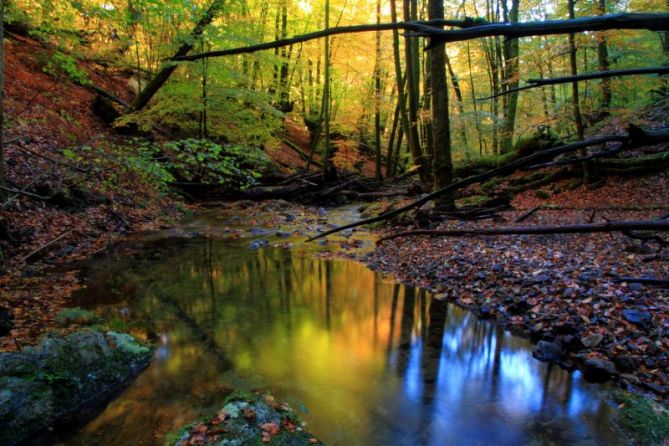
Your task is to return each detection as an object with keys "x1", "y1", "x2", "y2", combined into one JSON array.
[
  {"x1": 55, "y1": 307, "x2": 100, "y2": 327},
  {"x1": 613, "y1": 392, "x2": 669, "y2": 446}
]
